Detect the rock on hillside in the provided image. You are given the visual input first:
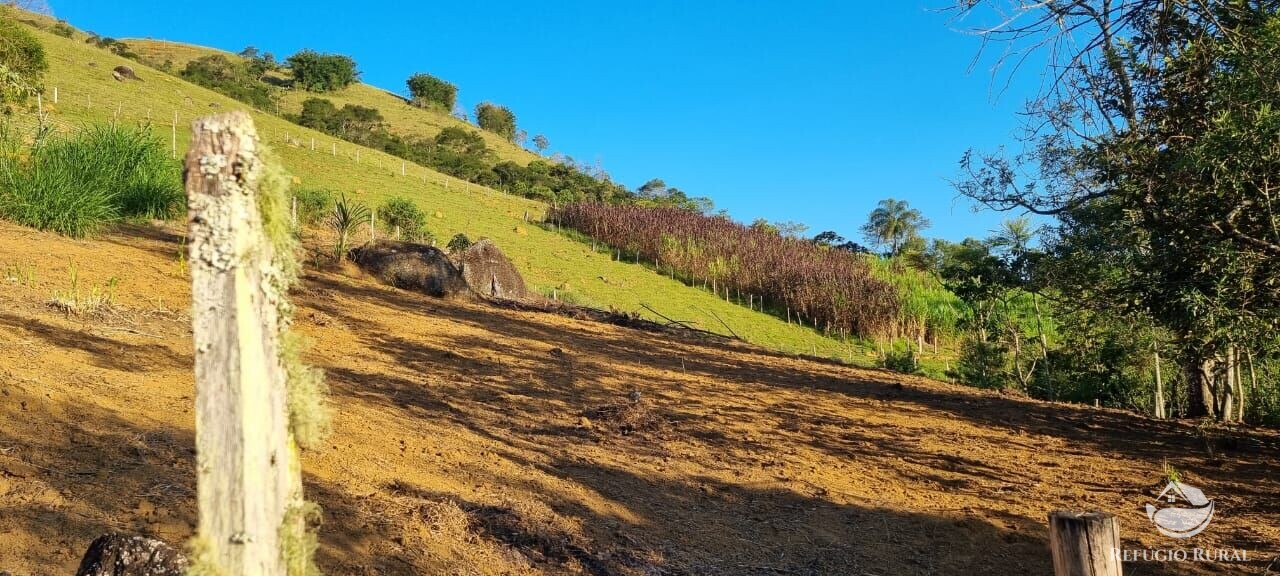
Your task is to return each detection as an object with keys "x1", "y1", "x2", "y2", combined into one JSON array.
[
  {"x1": 349, "y1": 241, "x2": 470, "y2": 298},
  {"x1": 456, "y1": 239, "x2": 527, "y2": 300}
]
